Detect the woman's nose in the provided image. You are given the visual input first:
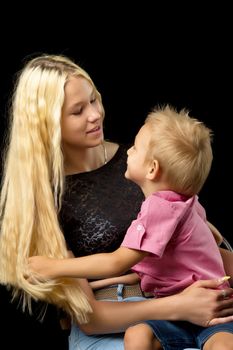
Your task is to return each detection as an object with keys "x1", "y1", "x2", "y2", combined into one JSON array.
[{"x1": 87, "y1": 105, "x2": 101, "y2": 122}]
